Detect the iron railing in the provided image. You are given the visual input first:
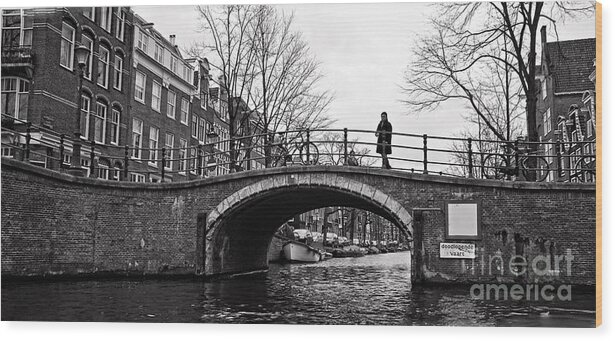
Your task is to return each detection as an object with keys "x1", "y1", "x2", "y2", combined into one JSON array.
[{"x1": 1, "y1": 113, "x2": 596, "y2": 183}]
